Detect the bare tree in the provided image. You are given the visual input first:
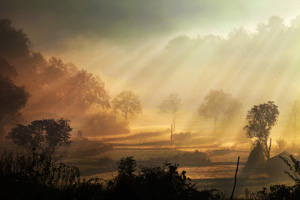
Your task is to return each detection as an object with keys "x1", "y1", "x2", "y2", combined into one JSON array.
[
  {"x1": 198, "y1": 90, "x2": 241, "y2": 134},
  {"x1": 112, "y1": 91, "x2": 142, "y2": 121},
  {"x1": 158, "y1": 93, "x2": 181, "y2": 131}
]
